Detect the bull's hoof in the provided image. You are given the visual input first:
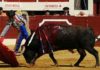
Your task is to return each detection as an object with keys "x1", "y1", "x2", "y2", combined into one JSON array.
[
  {"x1": 55, "y1": 63, "x2": 58, "y2": 67},
  {"x1": 95, "y1": 64, "x2": 100, "y2": 67},
  {"x1": 26, "y1": 63, "x2": 34, "y2": 68},
  {"x1": 54, "y1": 61, "x2": 58, "y2": 66},
  {"x1": 74, "y1": 64, "x2": 79, "y2": 67},
  {"x1": 97, "y1": 64, "x2": 100, "y2": 66}
]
